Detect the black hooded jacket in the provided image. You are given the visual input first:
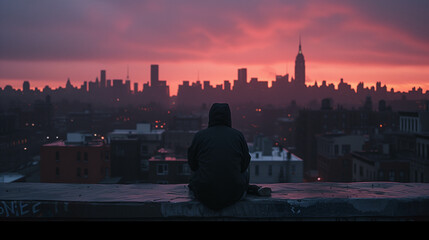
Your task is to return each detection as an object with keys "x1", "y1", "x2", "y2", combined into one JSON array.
[{"x1": 187, "y1": 103, "x2": 251, "y2": 210}]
